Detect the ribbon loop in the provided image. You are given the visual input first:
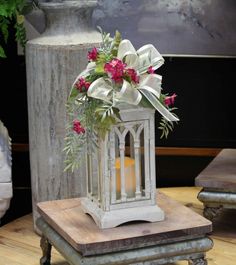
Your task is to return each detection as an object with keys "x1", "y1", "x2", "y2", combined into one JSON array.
[
  {"x1": 115, "y1": 80, "x2": 142, "y2": 106},
  {"x1": 117, "y1": 40, "x2": 164, "y2": 74},
  {"x1": 137, "y1": 44, "x2": 164, "y2": 73},
  {"x1": 117, "y1": 39, "x2": 139, "y2": 69},
  {"x1": 87, "y1": 77, "x2": 113, "y2": 103}
]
